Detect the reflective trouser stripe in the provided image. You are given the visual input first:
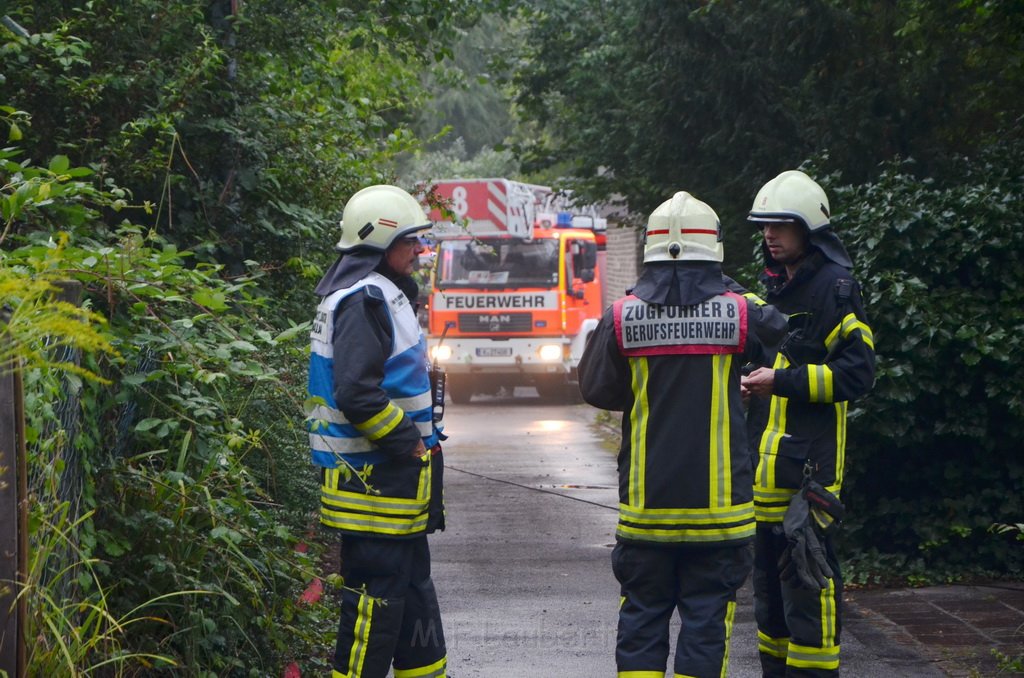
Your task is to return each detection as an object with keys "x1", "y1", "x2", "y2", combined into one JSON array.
[
  {"x1": 787, "y1": 641, "x2": 840, "y2": 670},
  {"x1": 332, "y1": 594, "x2": 374, "y2": 678},
  {"x1": 758, "y1": 629, "x2": 789, "y2": 658},
  {"x1": 618, "y1": 672, "x2": 665, "y2": 678},
  {"x1": 820, "y1": 577, "x2": 838, "y2": 651},
  {"x1": 394, "y1": 656, "x2": 447, "y2": 677},
  {"x1": 720, "y1": 600, "x2": 736, "y2": 678}
]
